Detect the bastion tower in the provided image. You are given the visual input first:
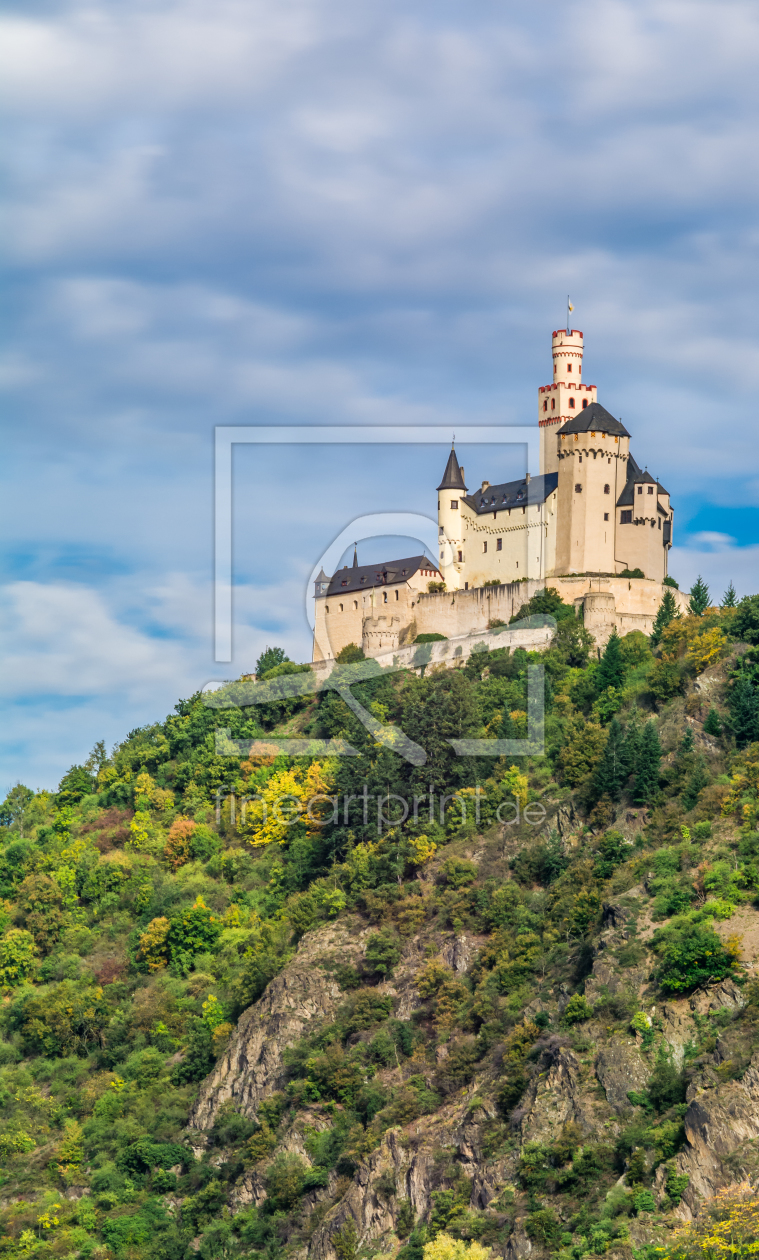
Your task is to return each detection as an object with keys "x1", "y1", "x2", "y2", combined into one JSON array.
[{"x1": 539, "y1": 329, "x2": 597, "y2": 476}]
